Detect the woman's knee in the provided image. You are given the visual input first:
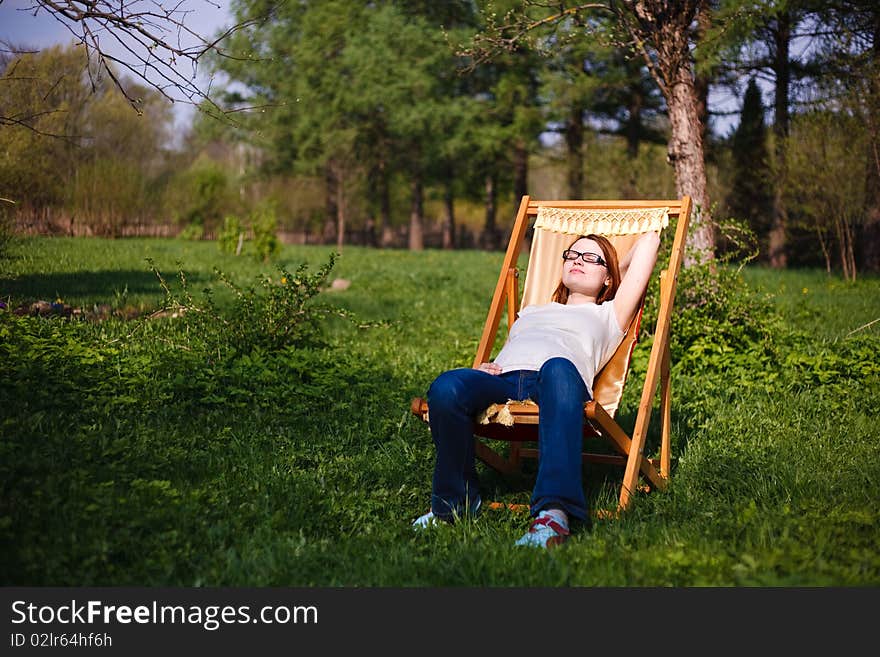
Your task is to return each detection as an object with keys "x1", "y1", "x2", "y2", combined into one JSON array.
[
  {"x1": 427, "y1": 369, "x2": 470, "y2": 412},
  {"x1": 539, "y1": 357, "x2": 580, "y2": 382},
  {"x1": 538, "y1": 358, "x2": 587, "y2": 404}
]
